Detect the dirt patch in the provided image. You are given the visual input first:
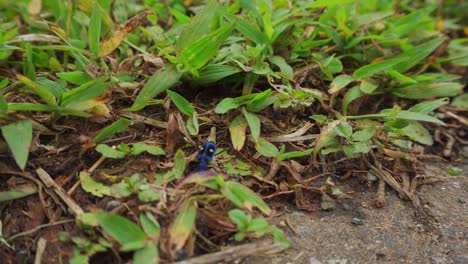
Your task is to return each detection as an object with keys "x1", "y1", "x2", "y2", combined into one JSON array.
[{"x1": 244, "y1": 162, "x2": 468, "y2": 264}]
